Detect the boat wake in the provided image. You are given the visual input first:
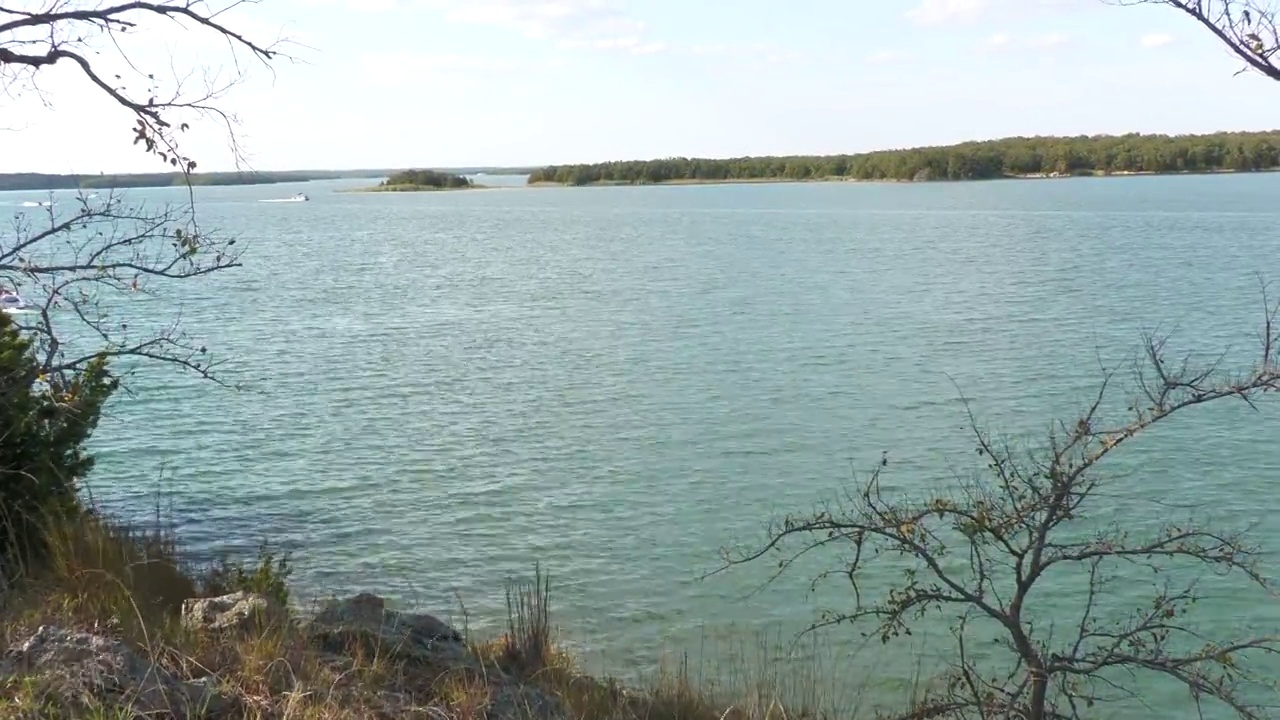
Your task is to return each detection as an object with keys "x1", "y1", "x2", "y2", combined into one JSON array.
[{"x1": 259, "y1": 193, "x2": 310, "y2": 203}]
